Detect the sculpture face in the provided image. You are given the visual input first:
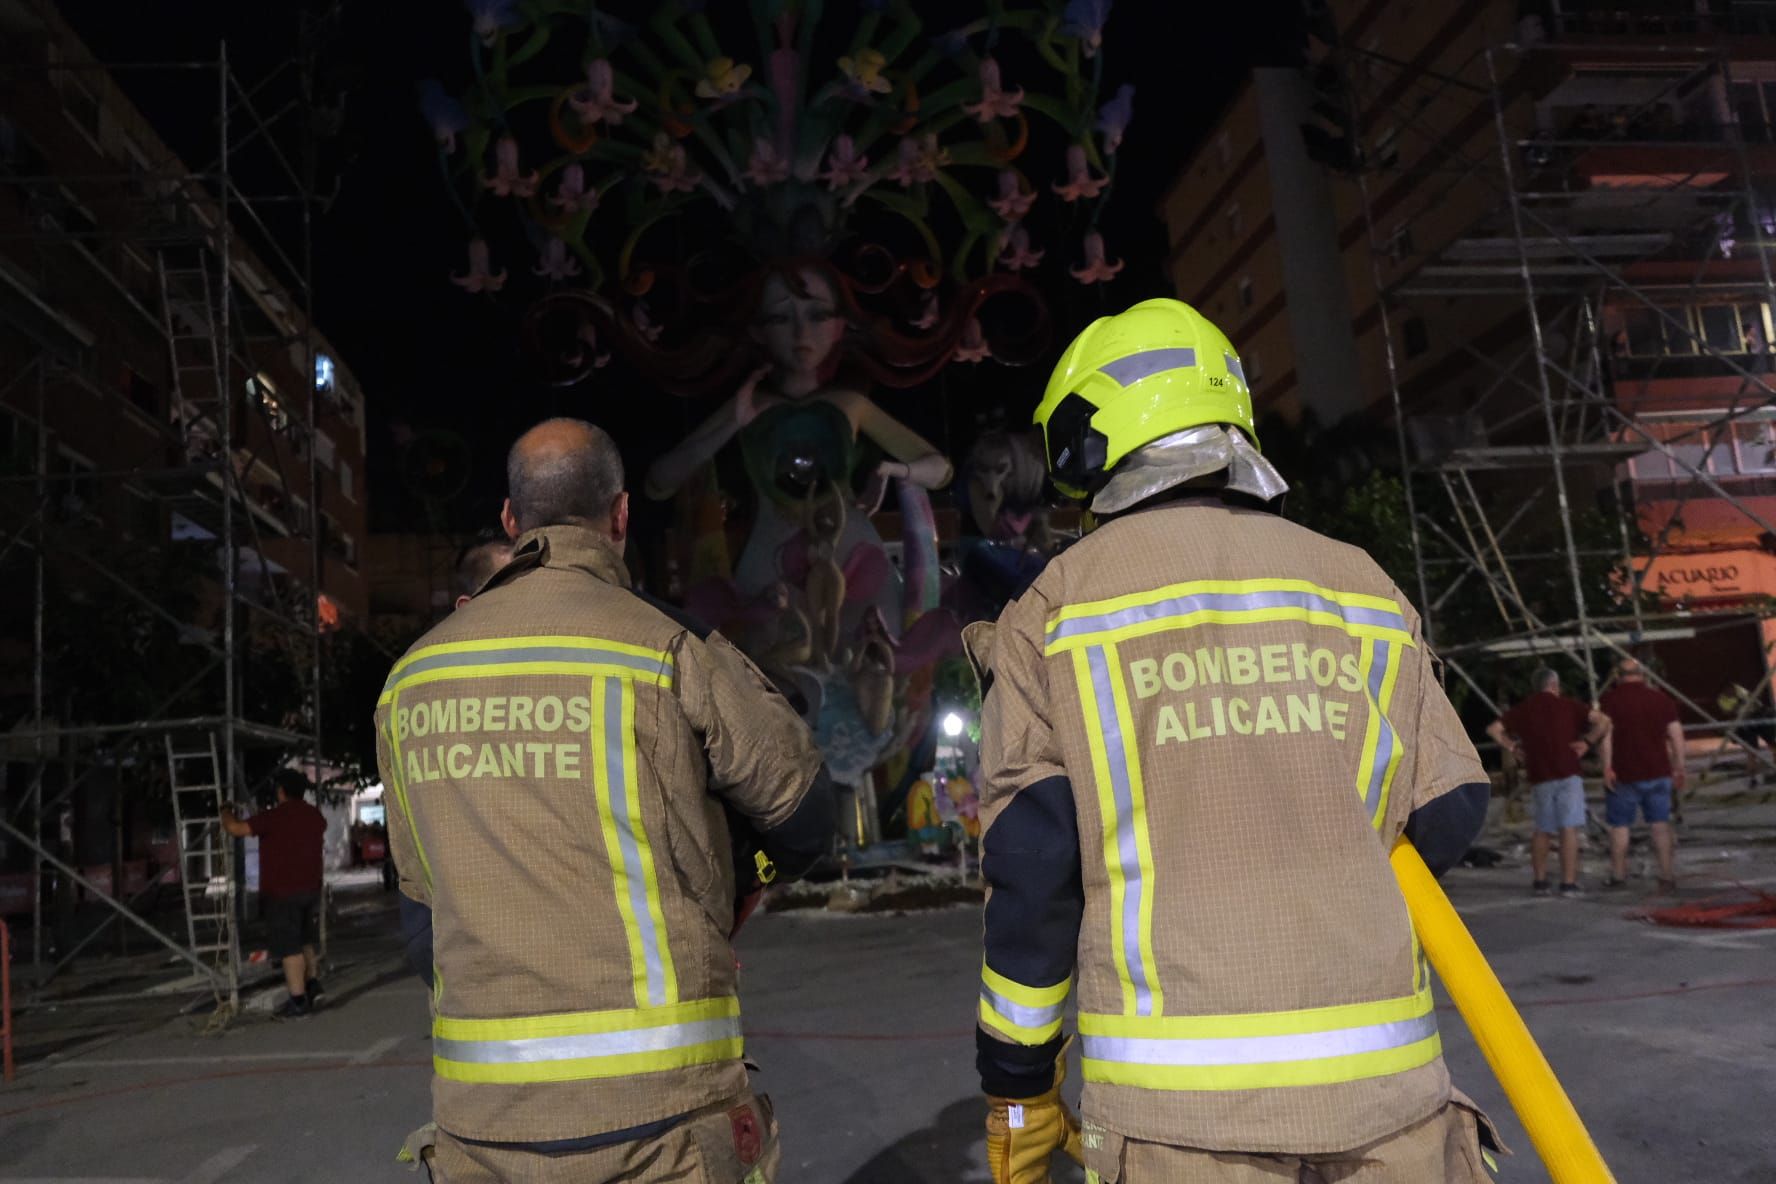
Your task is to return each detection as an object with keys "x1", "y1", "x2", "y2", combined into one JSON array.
[{"x1": 752, "y1": 269, "x2": 846, "y2": 386}]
